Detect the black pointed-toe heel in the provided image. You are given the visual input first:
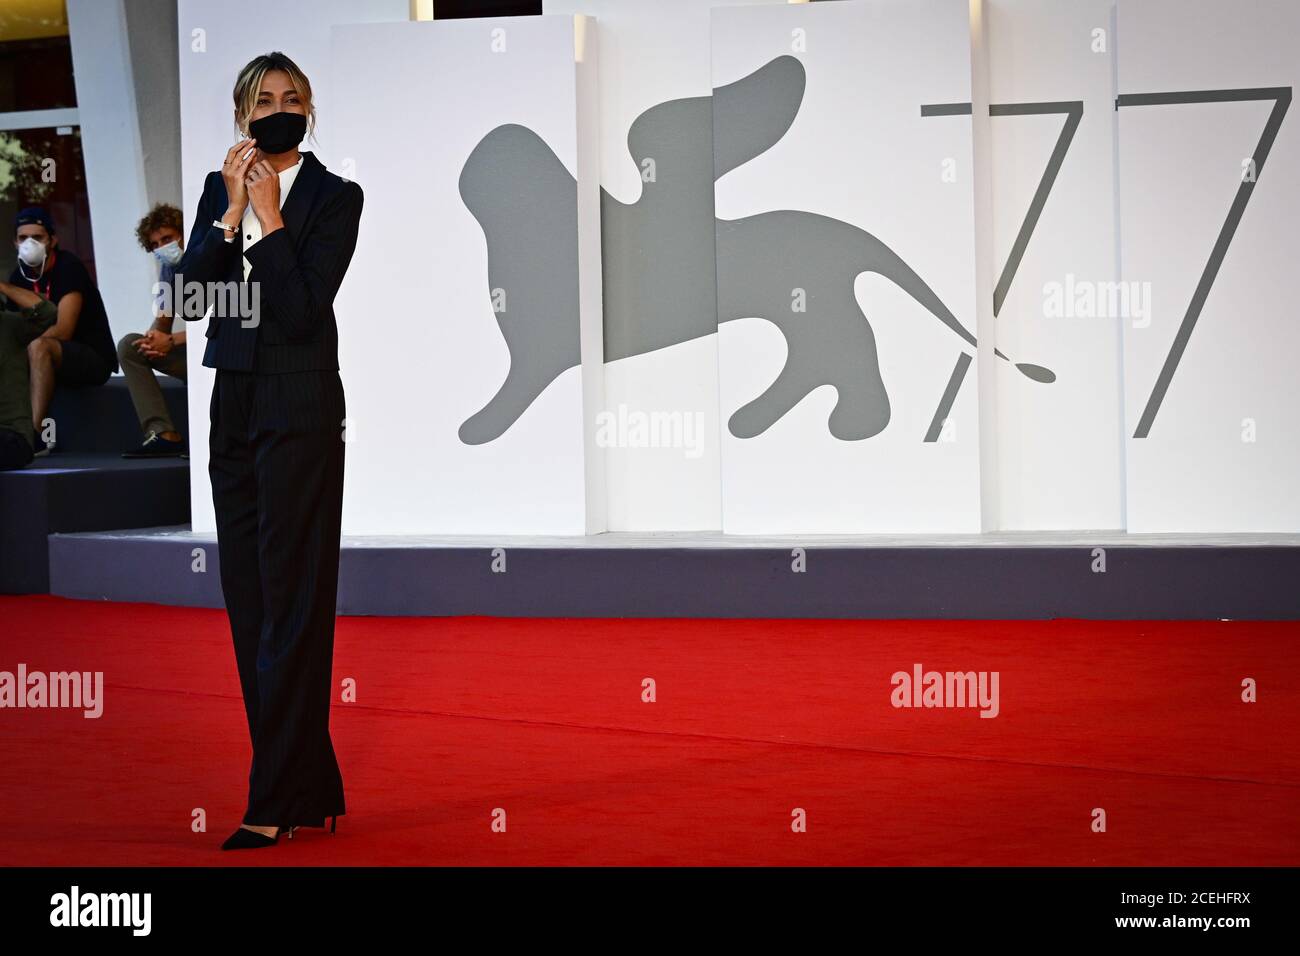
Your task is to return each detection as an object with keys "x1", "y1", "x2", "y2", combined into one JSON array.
[{"x1": 220, "y1": 826, "x2": 283, "y2": 851}]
